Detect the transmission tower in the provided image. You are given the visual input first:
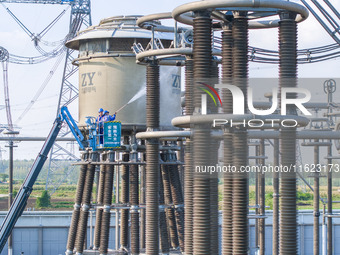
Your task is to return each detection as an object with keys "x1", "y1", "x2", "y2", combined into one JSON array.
[
  {"x1": 46, "y1": 0, "x2": 92, "y2": 194},
  {"x1": 1, "y1": 0, "x2": 91, "y2": 193}
]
